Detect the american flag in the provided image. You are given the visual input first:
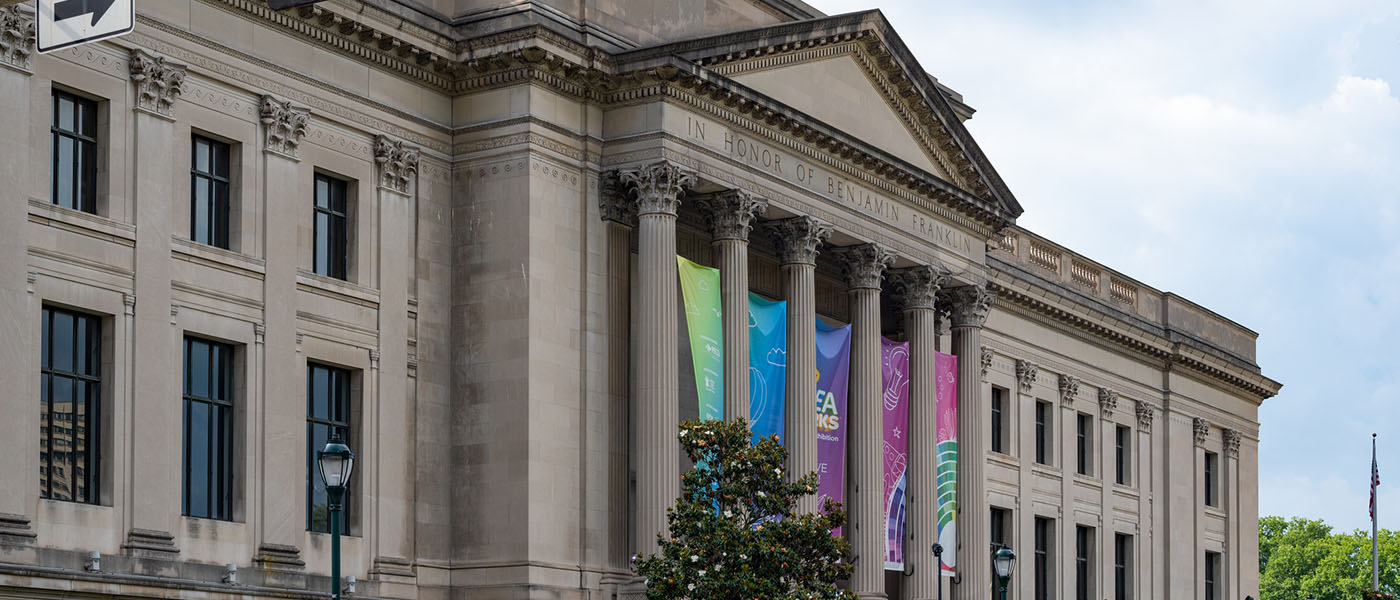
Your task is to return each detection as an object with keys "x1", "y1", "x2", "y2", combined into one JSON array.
[{"x1": 1372, "y1": 435, "x2": 1381, "y2": 520}]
